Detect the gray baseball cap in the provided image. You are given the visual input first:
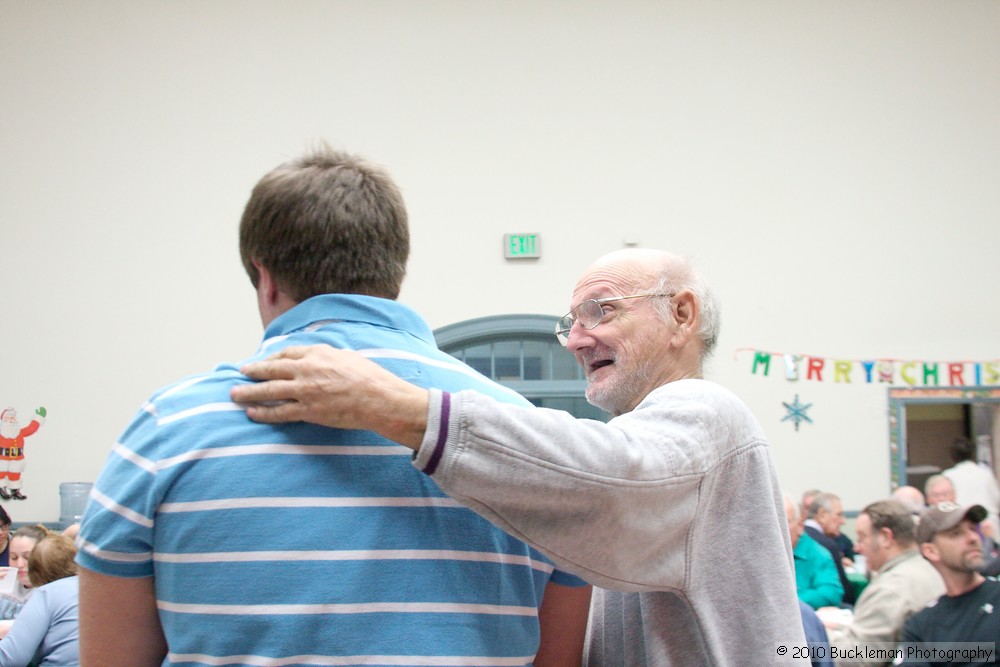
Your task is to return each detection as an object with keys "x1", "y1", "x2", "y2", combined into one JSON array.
[{"x1": 916, "y1": 502, "x2": 988, "y2": 543}]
